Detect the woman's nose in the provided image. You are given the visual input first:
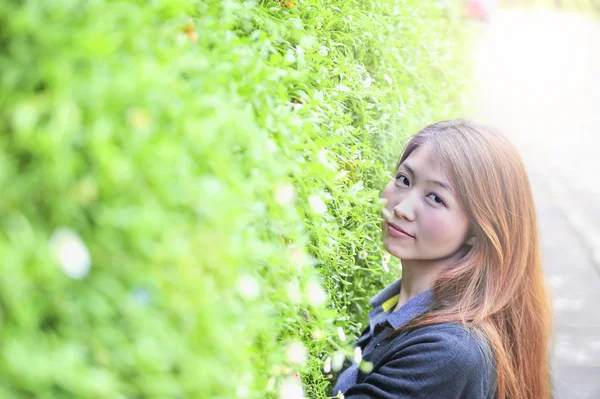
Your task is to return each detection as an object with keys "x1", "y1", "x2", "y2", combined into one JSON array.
[{"x1": 393, "y1": 192, "x2": 417, "y2": 222}]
